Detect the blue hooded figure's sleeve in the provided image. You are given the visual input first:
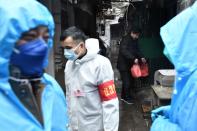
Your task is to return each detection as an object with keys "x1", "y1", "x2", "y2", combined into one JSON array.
[{"x1": 151, "y1": 116, "x2": 181, "y2": 131}]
